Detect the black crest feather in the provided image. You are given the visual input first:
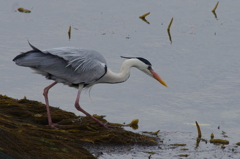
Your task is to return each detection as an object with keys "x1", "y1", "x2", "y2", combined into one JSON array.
[{"x1": 120, "y1": 56, "x2": 152, "y2": 66}]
